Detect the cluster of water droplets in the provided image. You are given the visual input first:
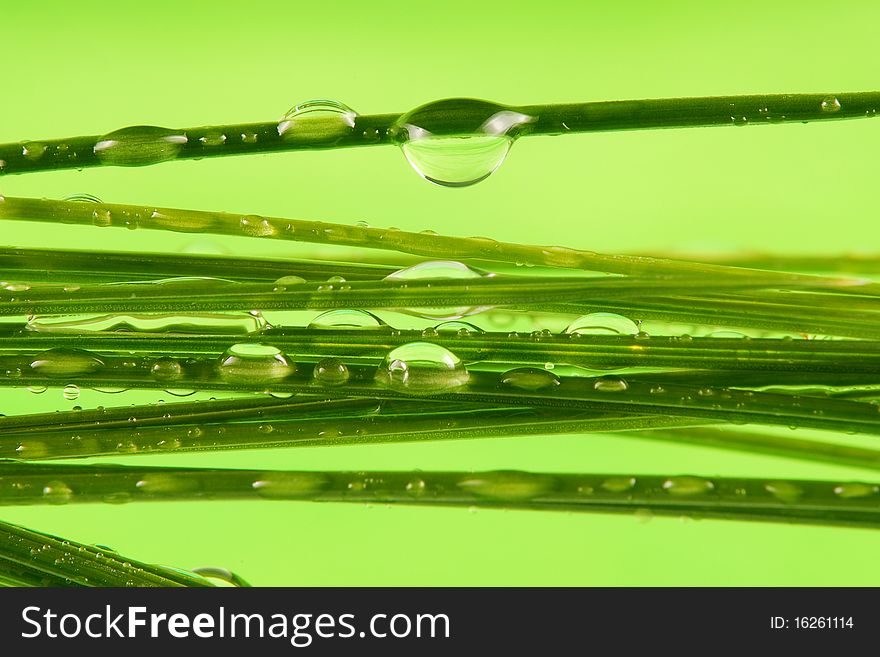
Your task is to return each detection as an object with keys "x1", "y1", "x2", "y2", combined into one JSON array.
[{"x1": 389, "y1": 98, "x2": 535, "y2": 186}]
